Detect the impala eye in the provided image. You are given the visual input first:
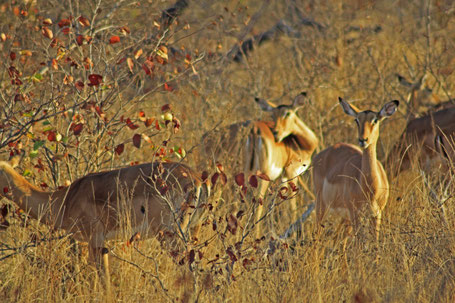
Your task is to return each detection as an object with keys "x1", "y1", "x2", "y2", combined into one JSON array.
[{"x1": 372, "y1": 117, "x2": 378, "y2": 124}]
